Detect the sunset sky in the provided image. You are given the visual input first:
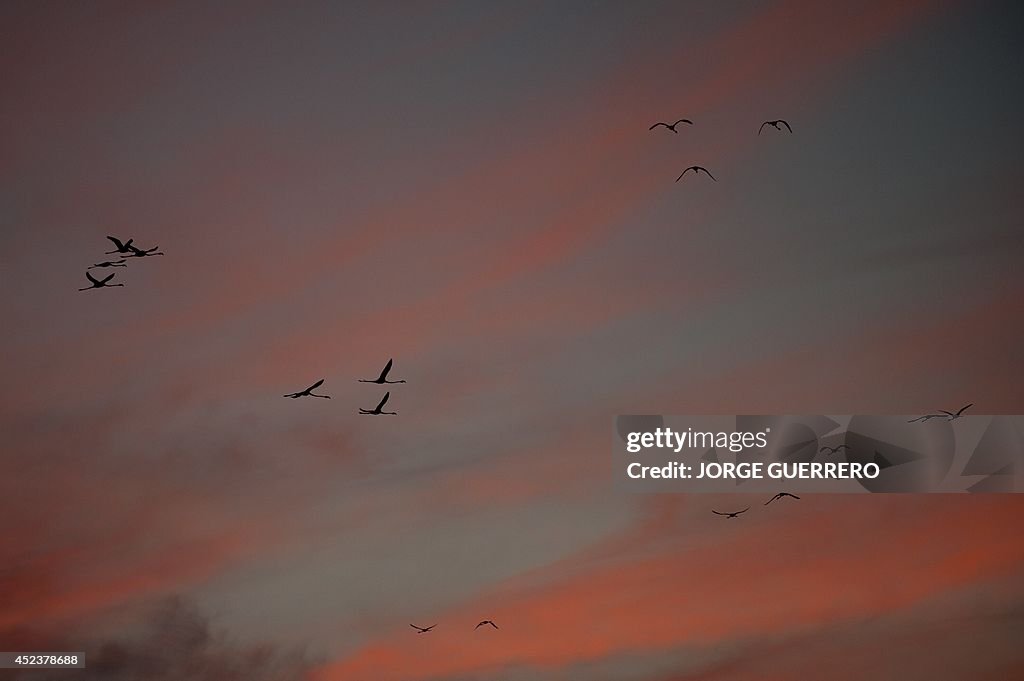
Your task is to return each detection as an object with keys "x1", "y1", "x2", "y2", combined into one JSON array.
[{"x1": 2, "y1": 1, "x2": 1023, "y2": 679}]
